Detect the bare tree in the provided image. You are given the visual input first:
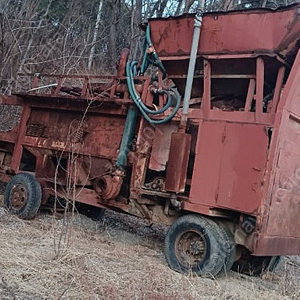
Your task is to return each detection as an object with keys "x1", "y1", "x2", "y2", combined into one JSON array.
[
  {"x1": 18, "y1": 0, "x2": 53, "y2": 74},
  {"x1": 1, "y1": 0, "x2": 299, "y2": 94},
  {"x1": 184, "y1": 0, "x2": 197, "y2": 13},
  {"x1": 88, "y1": 0, "x2": 104, "y2": 71}
]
